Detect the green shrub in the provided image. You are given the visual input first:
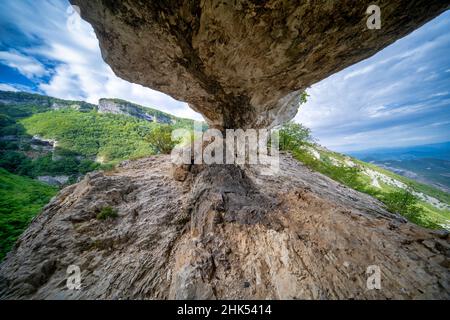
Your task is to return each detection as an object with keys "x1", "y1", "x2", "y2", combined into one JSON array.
[
  {"x1": 0, "y1": 151, "x2": 32, "y2": 175},
  {"x1": 0, "y1": 141, "x2": 19, "y2": 151},
  {"x1": 292, "y1": 148, "x2": 369, "y2": 192},
  {"x1": 99, "y1": 163, "x2": 116, "y2": 172},
  {"x1": 0, "y1": 152, "x2": 101, "y2": 178},
  {"x1": 382, "y1": 189, "x2": 419, "y2": 216},
  {"x1": 78, "y1": 159, "x2": 101, "y2": 174},
  {"x1": 0, "y1": 114, "x2": 15, "y2": 127},
  {"x1": 380, "y1": 189, "x2": 439, "y2": 228},
  {"x1": 96, "y1": 206, "x2": 119, "y2": 220},
  {"x1": 299, "y1": 91, "x2": 309, "y2": 105},
  {"x1": 279, "y1": 122, "x2": 313, "y2": 151},
  {"x1": 145, "y1": 124, "x2": 179, "y2": 154}
]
